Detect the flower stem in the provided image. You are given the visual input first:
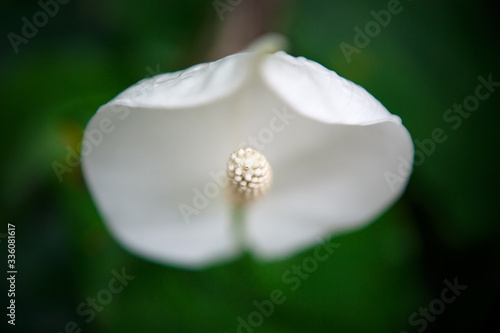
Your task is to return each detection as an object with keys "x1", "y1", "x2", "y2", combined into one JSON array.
[{"x1": 231, "y1": 203, "x2": 247, "y2": 249}]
